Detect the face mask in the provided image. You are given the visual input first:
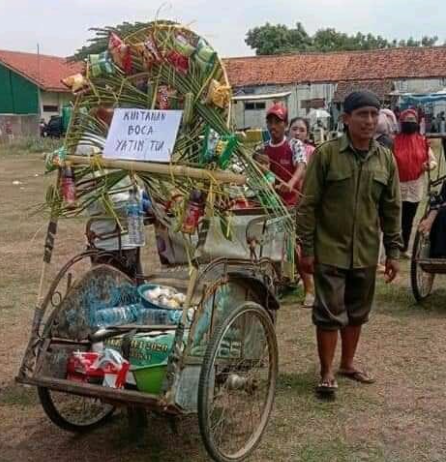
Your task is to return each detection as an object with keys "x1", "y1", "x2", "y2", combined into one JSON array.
[{"x1": 401, "y1": 121, "x2": 419, "y2": 134}]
